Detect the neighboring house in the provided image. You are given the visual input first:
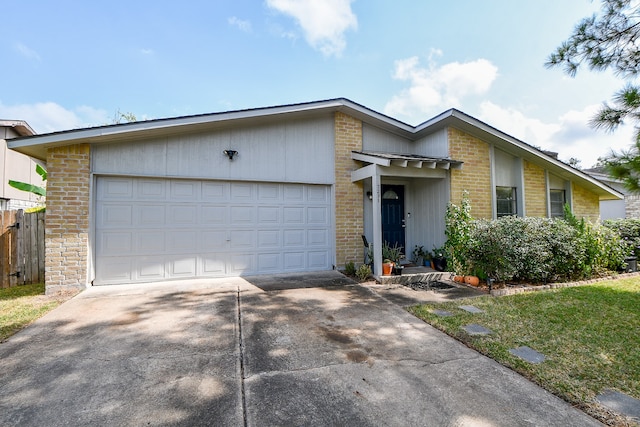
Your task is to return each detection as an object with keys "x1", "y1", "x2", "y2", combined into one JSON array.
[
  {"x1": 0, "y1": 120, "x2": 44, "y2": 210},
  {"x1": 584, "y1": 167, "x2": 640, "y2": 220},
  {"x1": 7, "y1": 99, "x2": 623, "y2": 293}
]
